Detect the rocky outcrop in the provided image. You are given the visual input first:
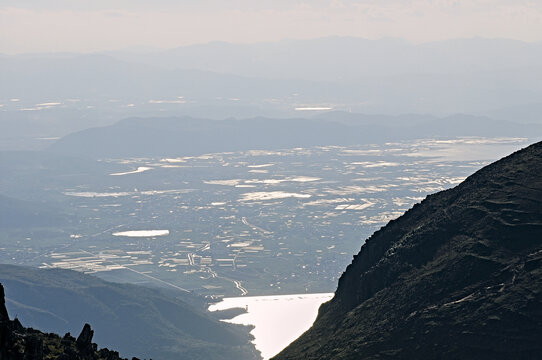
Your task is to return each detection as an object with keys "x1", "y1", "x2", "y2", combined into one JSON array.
[
  {"x1": 0, "y1": 283, "x2": 136, "y2": 360},
  {"x1": 275, "y1": 141, "x2": 542, "y2": 359},
  {"x1": 0, "y1": 284, "x2": 8, "y2": 322},
  {"x1": 76, "y1": 324, "x2": 97, "y2": 357}
]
